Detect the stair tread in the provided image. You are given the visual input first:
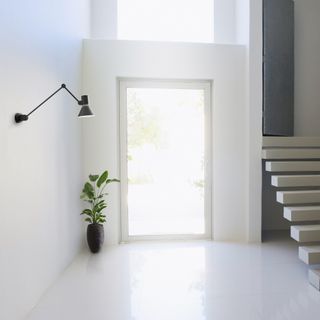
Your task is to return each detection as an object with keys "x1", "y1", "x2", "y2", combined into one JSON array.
[
  {"x1": 278, "y1": 190, "x2": 320, "y2": 195},
  {"x1": 291, "y1": 225, "x2": 320, "y2": 231},
  {"x1": 291, "y1": 225, "x2": 320, "y2": 242},
  {"x1": 285, "y1": 206, "x2": 320, "y2": 211},
  {"x1": 263, "y1": 149, "x2": 320, "y2": 159},
  {"x1": 273, "y1": 174, "x2": 320, "y2": 178},
  {"x1": 266, "y1": 161, "x2": 320, "y2": 172},
  {"x1": 263, "y1": 137, "x2": 320, "y2": 148},
  {"x1": 300, "y1": 245, "x2": 320, "y2": 253},
  {"x1": 299, "y1": 246, "x2": 320, "y2": 265},
  {"x1": 272, "y1": 175, "x2": 320, "y2": 187},
  {"x1": 267, "y1": 161, "x2": 320, "y2": 164},
  {"x1": 284, "y1": 206, "x2": 320, "y2": 222},
  {"x1": 277, "y1": 190, "x2": 320, "y2": 204}
]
